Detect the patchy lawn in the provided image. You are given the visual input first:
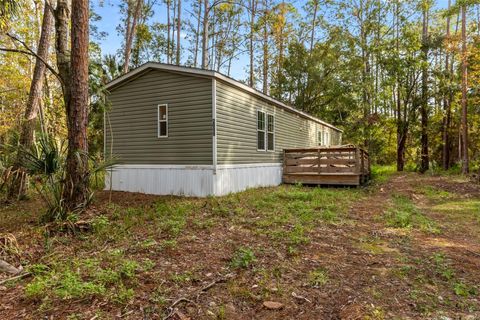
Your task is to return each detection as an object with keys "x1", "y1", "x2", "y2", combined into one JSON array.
[{"x1": 1, "y1": 170, "x2": 479, "y2": 319}]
